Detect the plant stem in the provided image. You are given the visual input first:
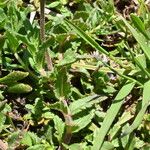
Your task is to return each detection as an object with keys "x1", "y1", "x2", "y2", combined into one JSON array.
[
  {"x1": 59, "y1": 100, "x2": 73, "y2": 150},
  {"x1": 40, "y1": 0, "x2": 45, "y2": 42},
  {"x1": 40, "y1": 0, "x2": 53, "y2": 71}
]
